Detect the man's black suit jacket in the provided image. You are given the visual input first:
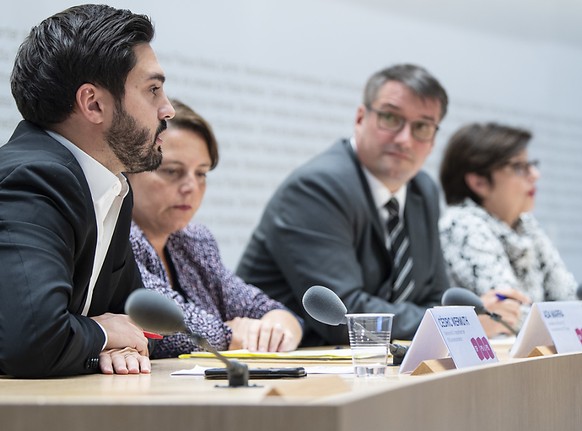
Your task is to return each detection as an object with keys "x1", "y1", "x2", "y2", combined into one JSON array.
[
  {"x1": 237, "y1": 139, "x2": 449, "y2": 345},
  {"x1": 0, "y1": 121, "x2": 143, "y2": 378}
]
